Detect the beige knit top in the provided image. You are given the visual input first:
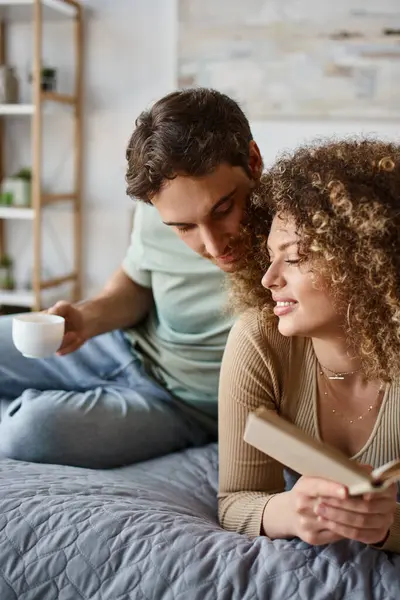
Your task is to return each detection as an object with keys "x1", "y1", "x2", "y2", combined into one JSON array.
[{"x1": 218, "y1": 309, "x2": 400, "y2": 553}]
